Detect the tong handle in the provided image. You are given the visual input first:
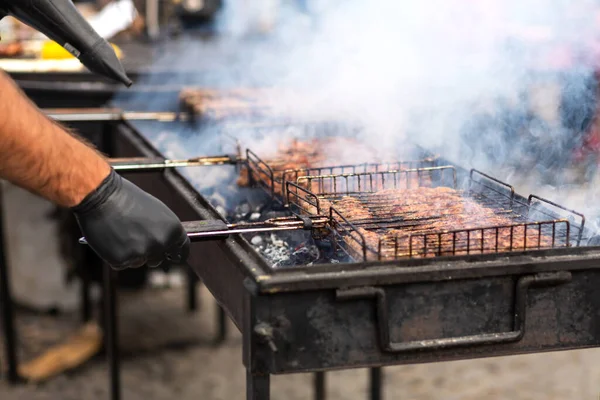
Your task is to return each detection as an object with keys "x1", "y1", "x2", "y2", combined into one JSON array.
[
  {"x1": 78, "y1": 219, "x2": 230, "y2": 246},
  {"x1": 182, "y1": 220, "x2": 230, "y2": 240}
]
